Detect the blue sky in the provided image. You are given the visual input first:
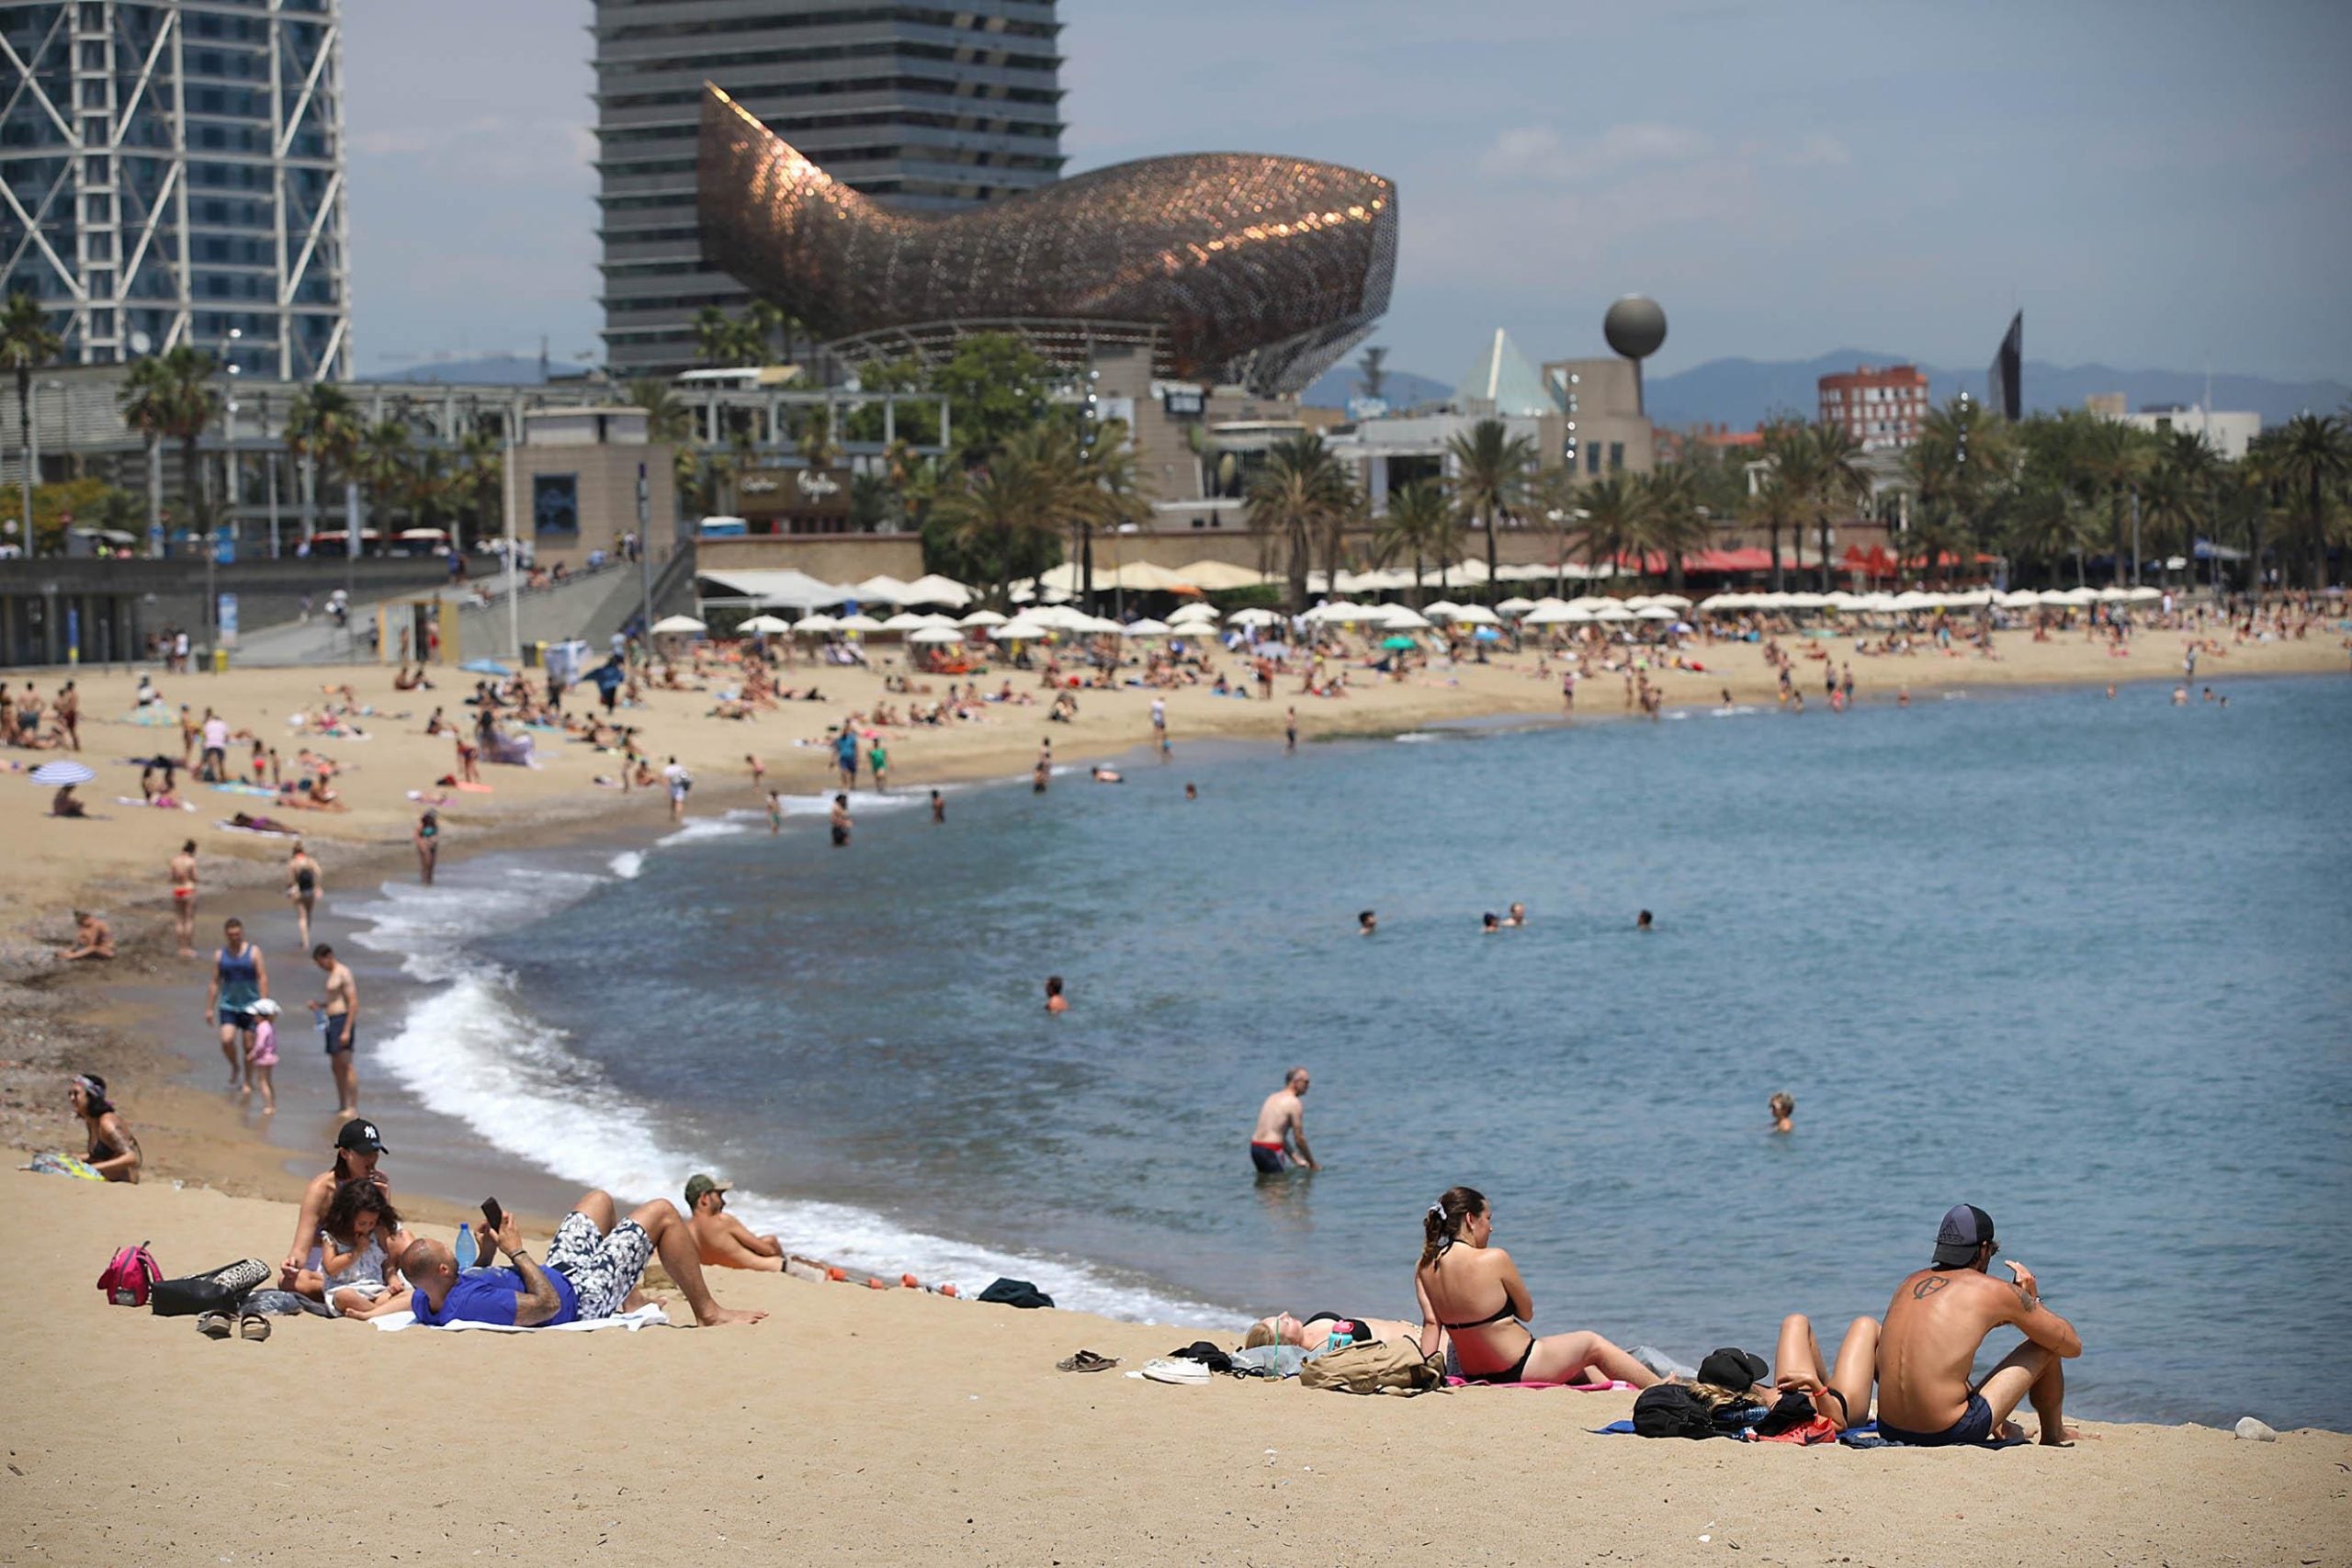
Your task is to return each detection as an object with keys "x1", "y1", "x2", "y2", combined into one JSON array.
[{"x1": 348, "y1": 1, "x2": 2352, "y2": 381}]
